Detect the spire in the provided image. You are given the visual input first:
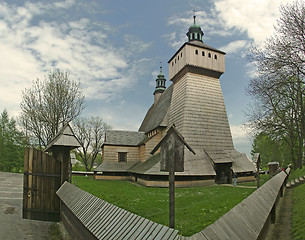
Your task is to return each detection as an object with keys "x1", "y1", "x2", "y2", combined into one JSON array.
[
  {"x1": 154, "y1": 62, "x2": 166, "y2": 94},
  {"x1": 186, "y1": 10, "x2": 204, "y2": 42},
  {"x1": 154, "y1": 63, "x2": 166, "y2": 104}
]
